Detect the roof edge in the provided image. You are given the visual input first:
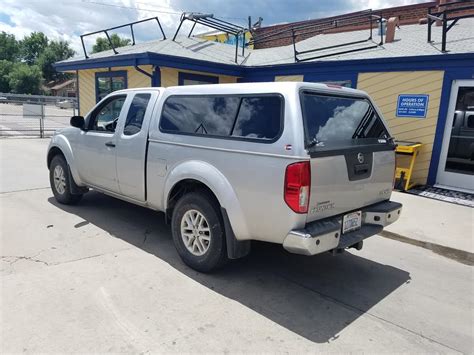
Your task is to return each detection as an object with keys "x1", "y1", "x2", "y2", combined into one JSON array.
[{"x1": 54, "y1": 51, "x2": 474, "y2": 77}]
